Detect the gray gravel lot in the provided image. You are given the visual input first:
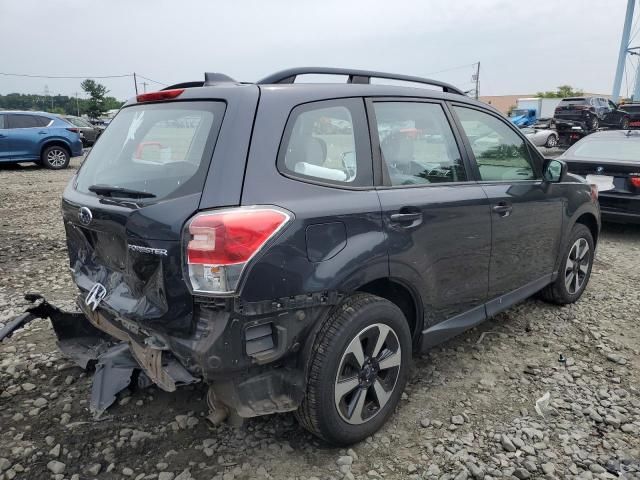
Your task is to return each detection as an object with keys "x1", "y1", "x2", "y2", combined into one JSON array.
[{"x1": 0, "y1": 155, "x2": 639, "y2": 480}]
